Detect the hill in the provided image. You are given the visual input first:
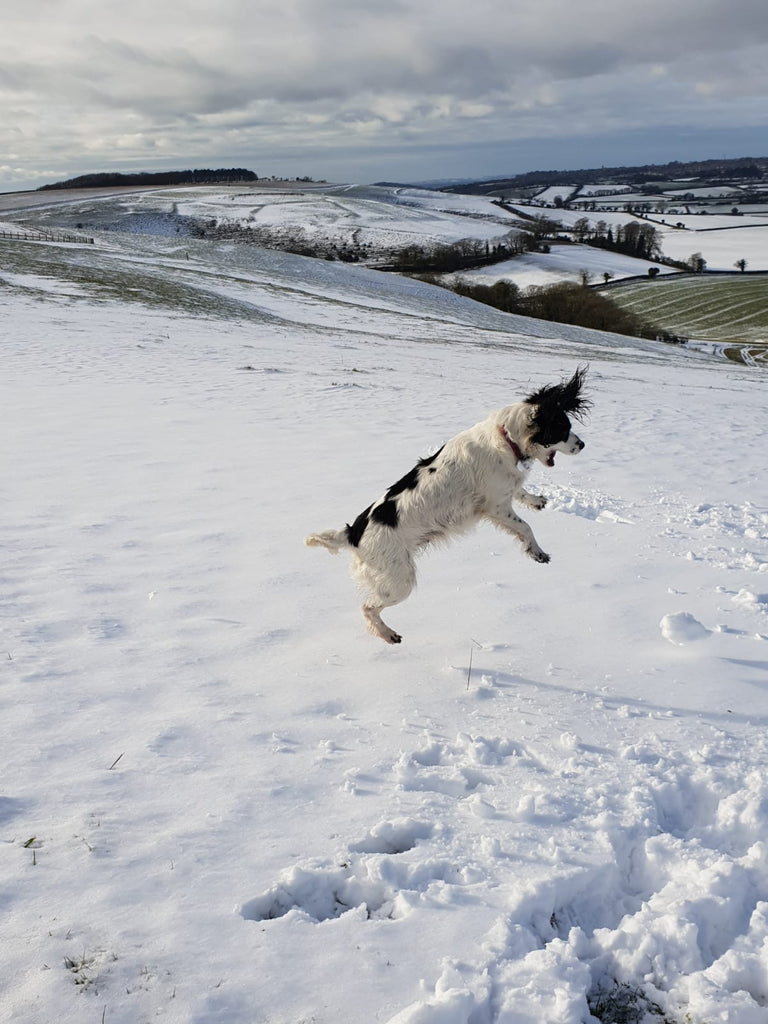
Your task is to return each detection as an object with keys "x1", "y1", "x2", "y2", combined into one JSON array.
[
  {"x1": 439, "y1": 155, "x2": 768, "y2": 194},
  {"x1": 5, "y1": 181, "x2": 768, "y2": 363},
  {"x1": 1, "y1": 217, "x2": 767, "y2": 1024},
  {"x1": 39, "y1": 168, "x2": 258, "y2": 190}
]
